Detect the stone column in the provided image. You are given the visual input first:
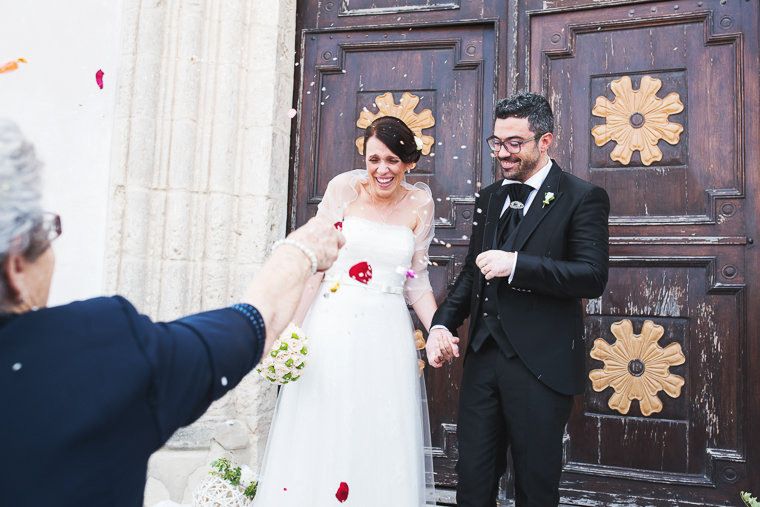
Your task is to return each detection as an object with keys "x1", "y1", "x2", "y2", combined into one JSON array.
[{"x1": 104, "y1": 0, "x2": 296, "y2": 503}]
